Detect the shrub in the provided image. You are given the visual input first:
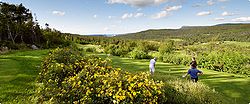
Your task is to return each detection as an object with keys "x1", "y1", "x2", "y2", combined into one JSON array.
[
  {"x1": 129, "y1": 48, "x2": 151, "y2": 59},
  {"x1": 85, "y1": 47, "x2": 96, "y2": 53},
  {"x1": 164, "y1": 79, "x2": 224, "y2": 104},
  {"x1": 37, "y1": 48, "x2": 165, "y2": 103},
  {"x1": 158, "y1": 40, "x2": 175, "y2": 54}
]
